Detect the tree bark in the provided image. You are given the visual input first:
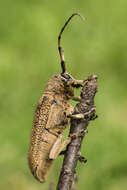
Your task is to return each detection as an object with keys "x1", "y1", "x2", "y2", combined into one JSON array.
[{"x1": 56, "y1": 75, "x2": 98, "y2": 190}]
